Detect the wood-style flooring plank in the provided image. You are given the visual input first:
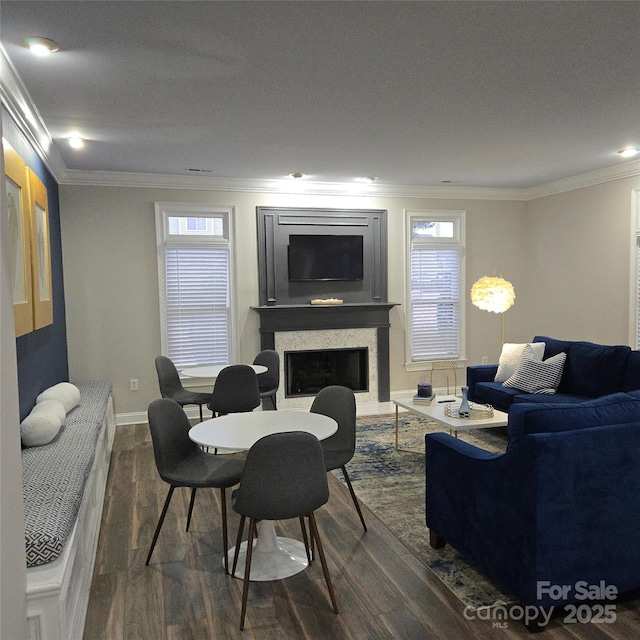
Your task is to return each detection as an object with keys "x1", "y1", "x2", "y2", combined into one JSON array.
[{"x1": 83, "y1": 422, "x2": 640, "y2": 640}]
